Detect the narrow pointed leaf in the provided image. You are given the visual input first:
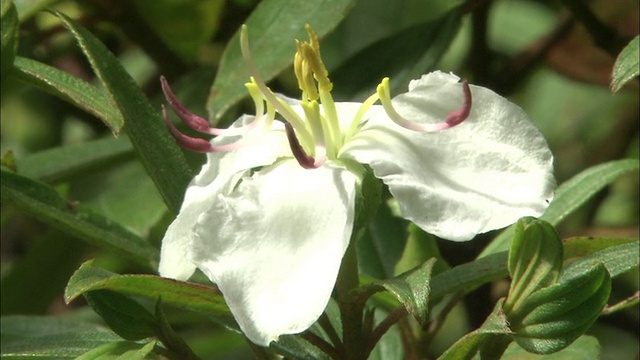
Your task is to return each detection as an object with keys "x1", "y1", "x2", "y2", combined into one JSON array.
[
  {"x1": 611, "y1": 35, "x2": 639, "y2": 92},
  {"x1": 0, "y1": 168, "x2": 158, "y2": 268},
  {"x1": 75, "y1": 340, "x2": 158, "y2": 360},
  {"x1": 480, "y1": 159, "x2": 639, "y2": 257},
  {"x1": 65, "y1": 261, "x2": 231, "y2": 318},
  {"x1": 84, "y1": 290, "x2": 157, "y2": 341},
  {"x1": 207, "y1": 0, "x2": 357, "y2": 121},
  {"x1": 13, "y1": 56, "x2": 124, "y2": 135},
  {"x1": 0, "y1": 315, "x2": 122, "y2": 358},
  {"x1": 18, "y1": 137, "x2": 133, "y2": 183},
  {"x1": 1, "y1": 0, "x2": 18, "y2": 81},
  {"x1": 376, "y1": 258, "x2": 437, "y2": 326},
  {"x1": 51, "y1": 10, "x2": 193, "y2": 213}
]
